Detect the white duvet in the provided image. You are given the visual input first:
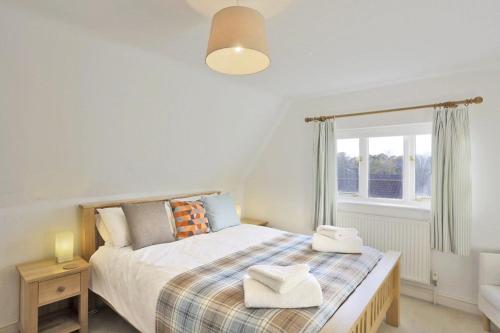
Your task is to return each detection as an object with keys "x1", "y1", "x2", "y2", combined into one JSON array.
[{"x1": 90, "y1": 224, "x2": 285, "y2": 333}]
